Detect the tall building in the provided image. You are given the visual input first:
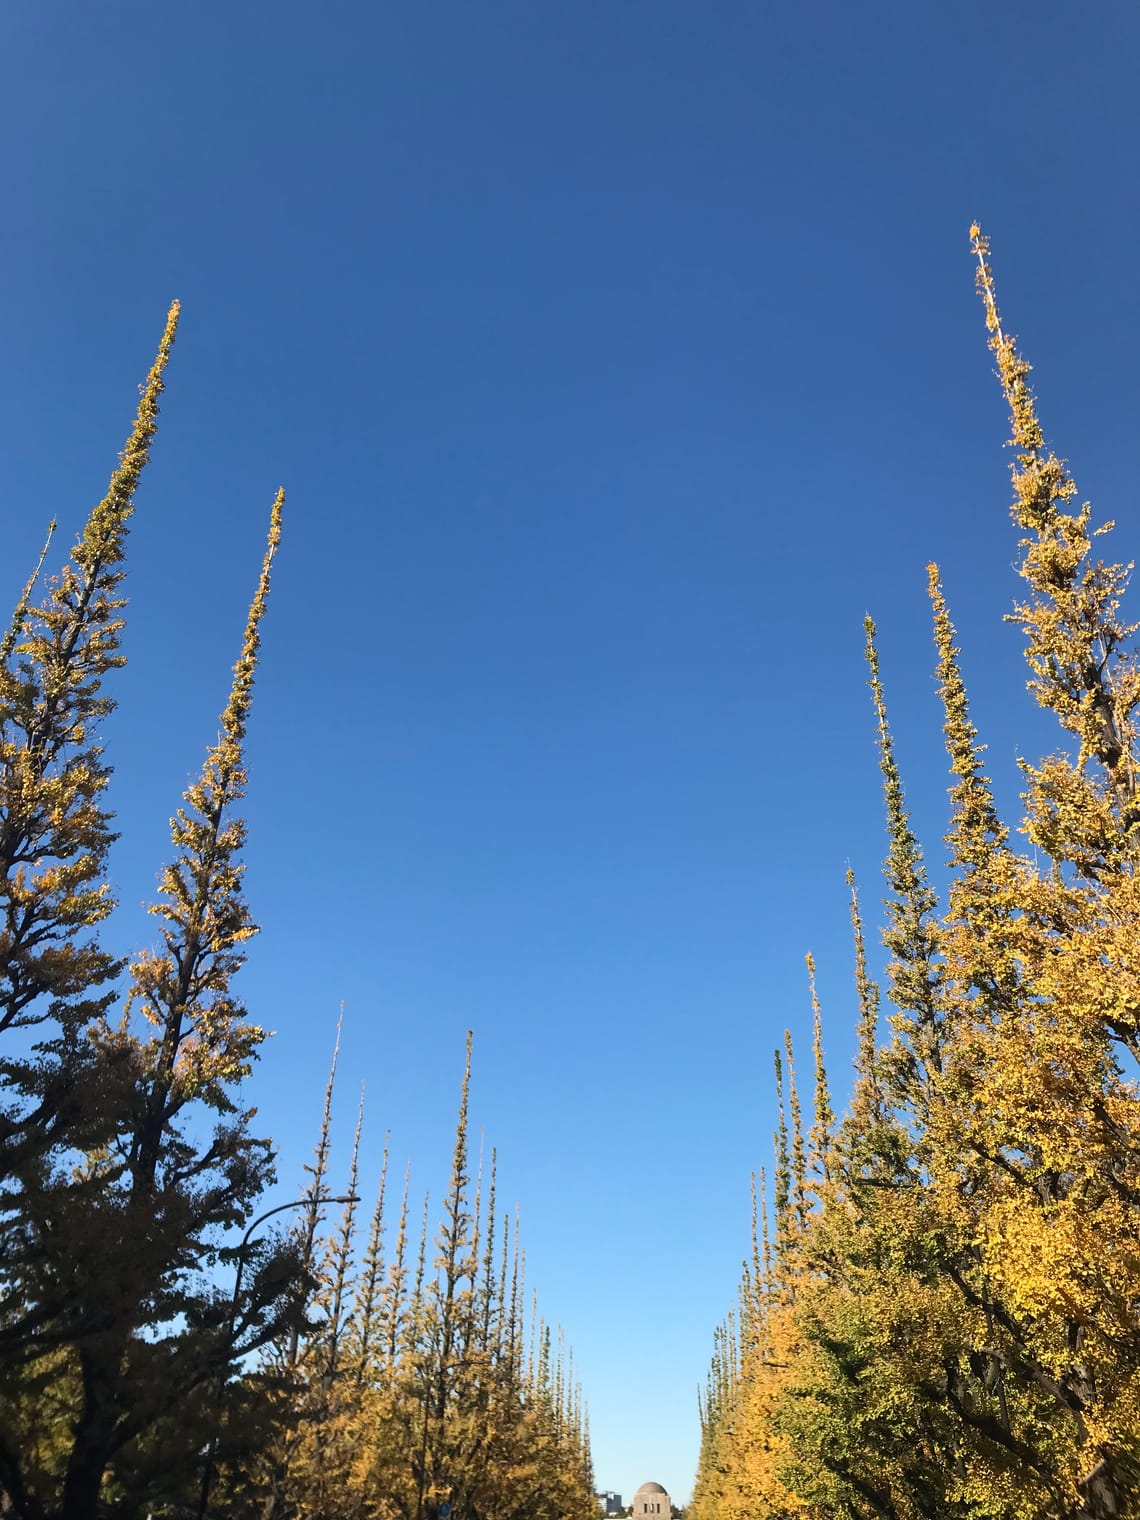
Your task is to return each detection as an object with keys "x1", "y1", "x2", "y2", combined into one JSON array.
[{"x1": 597, "y1": 1492, "x2": 623, "y2": 1515}]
